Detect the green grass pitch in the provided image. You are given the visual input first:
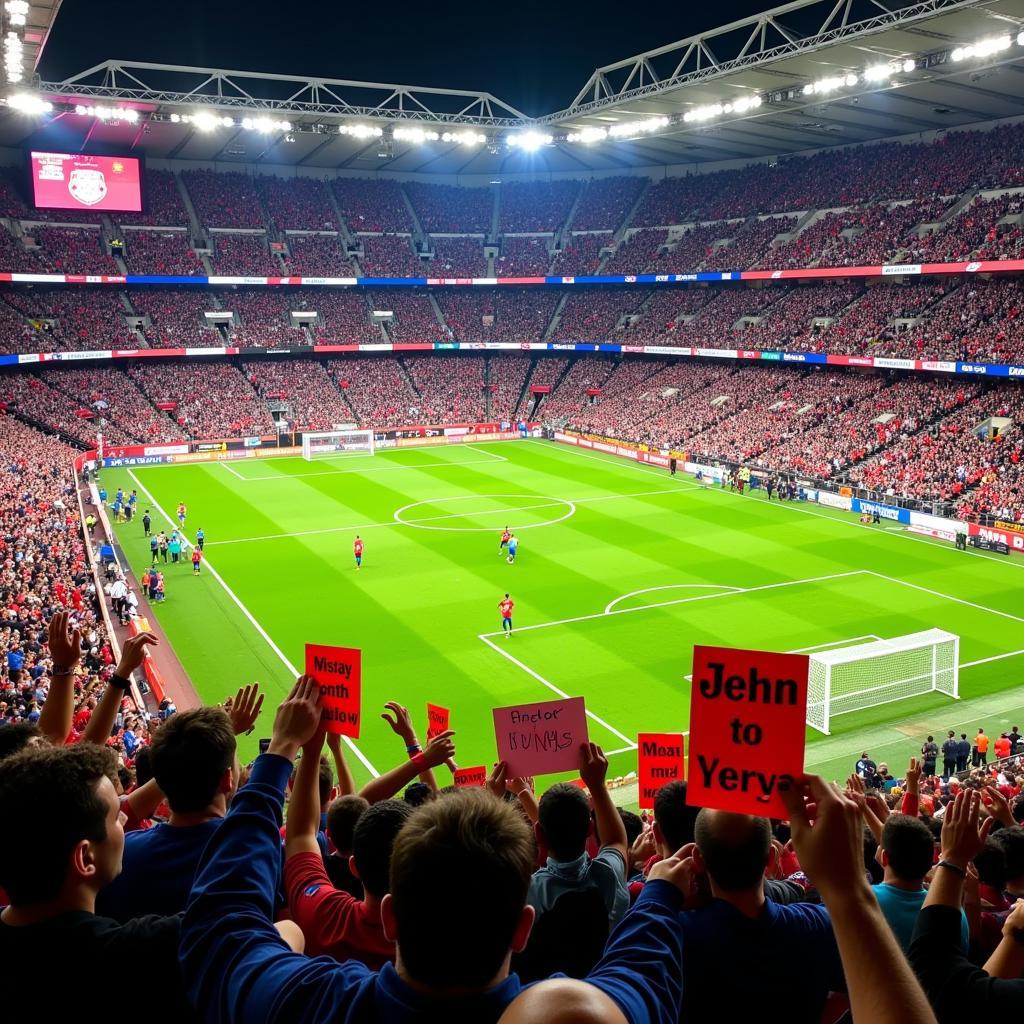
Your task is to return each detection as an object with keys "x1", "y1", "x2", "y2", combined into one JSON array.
[{"x1": 103, "y1": 439, "x2": 1024, "y2": 794}]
